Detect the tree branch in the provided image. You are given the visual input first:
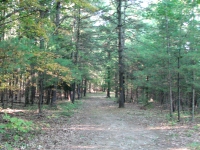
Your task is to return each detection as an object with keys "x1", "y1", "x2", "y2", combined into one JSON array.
[{"x1": 0, "y1": 13, "x2": 33, "y2": 27}]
